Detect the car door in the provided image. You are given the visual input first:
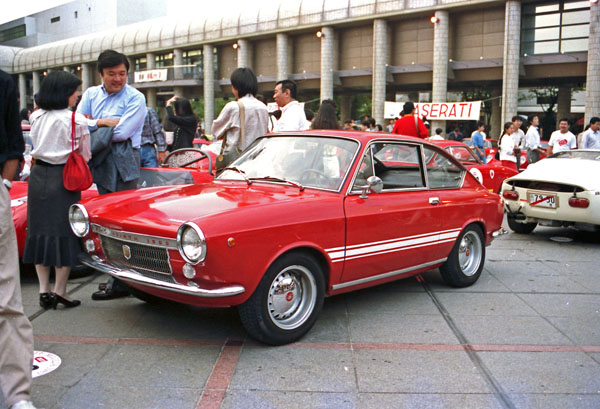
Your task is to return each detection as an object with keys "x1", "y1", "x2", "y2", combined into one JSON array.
[{"x1": 339, "y1": 141, "x2": 447, "y2": 287}]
